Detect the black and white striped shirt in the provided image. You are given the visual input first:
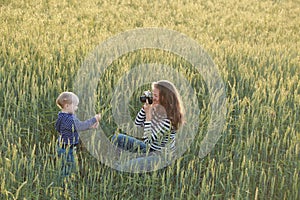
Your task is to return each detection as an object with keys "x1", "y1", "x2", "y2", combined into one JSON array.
[{"x1": 135, "y1": 108, "x2": 176, "y2": 152}]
